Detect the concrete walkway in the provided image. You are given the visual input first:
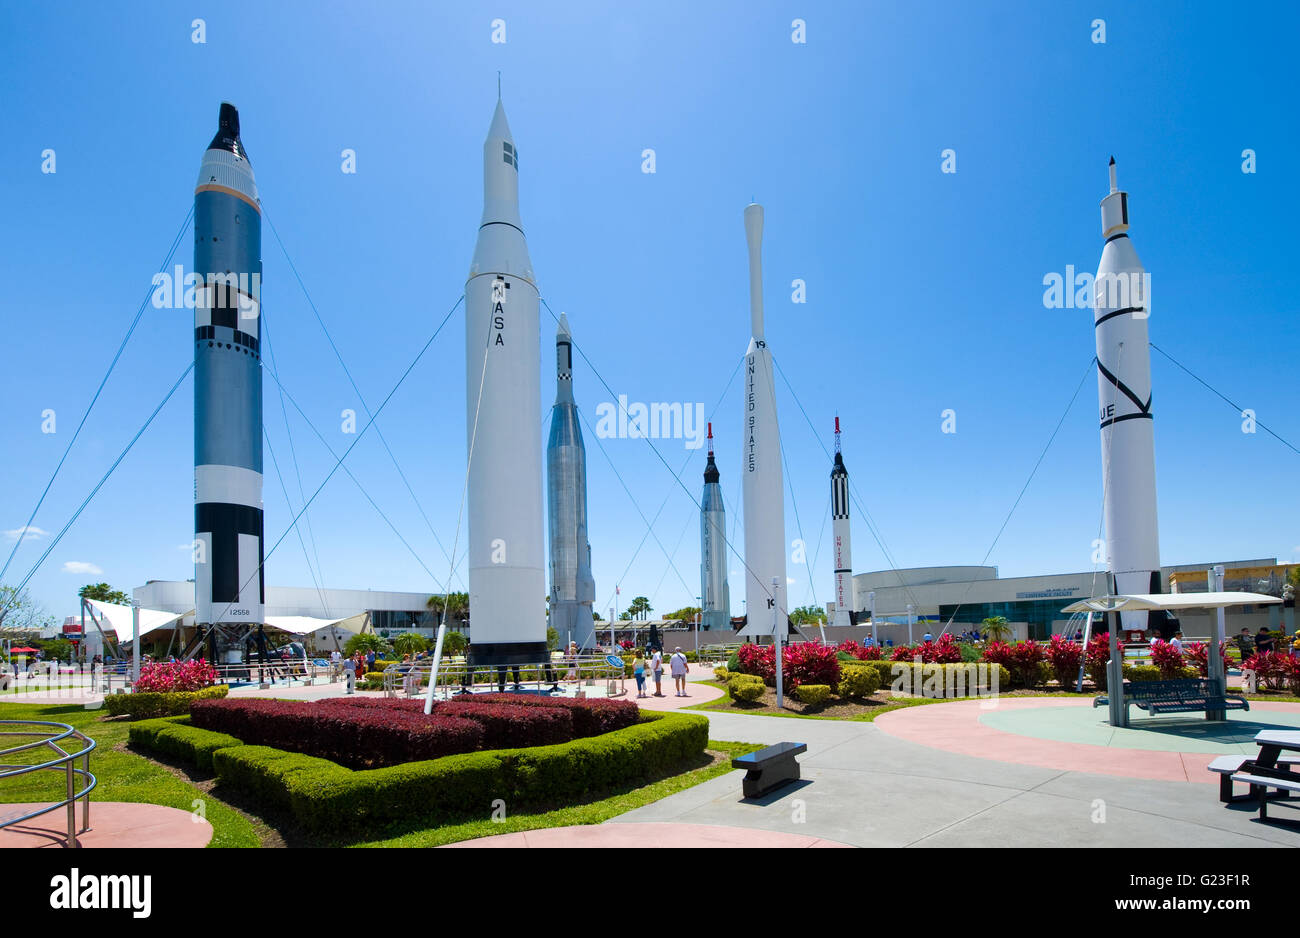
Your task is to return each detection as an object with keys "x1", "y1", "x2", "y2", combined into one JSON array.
[
  {"x1": 0, "y1": 802, "x2": 212, "y2": 848},
  {"x1": 606, "y1": 702, "x2": 1300, "y2": 848},
  {"x1": 442, "y1": 821, "x2": 851, "y2": 848}
]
